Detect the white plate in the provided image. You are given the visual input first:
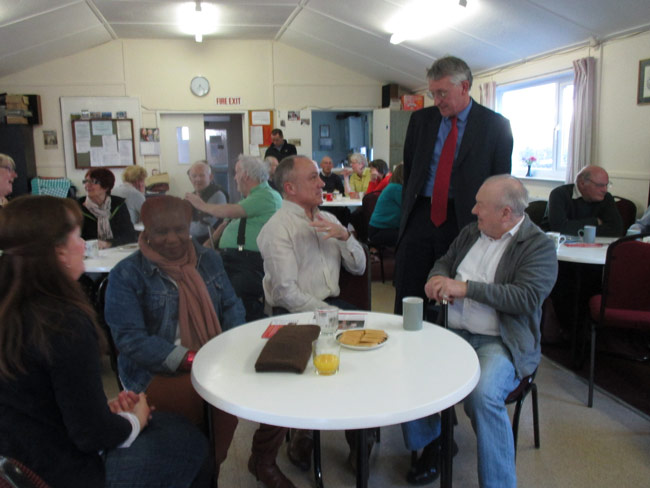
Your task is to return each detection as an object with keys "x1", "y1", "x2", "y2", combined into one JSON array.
[{"x1": 336, "y1": 329, "x2": 389, "y2": 351}]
